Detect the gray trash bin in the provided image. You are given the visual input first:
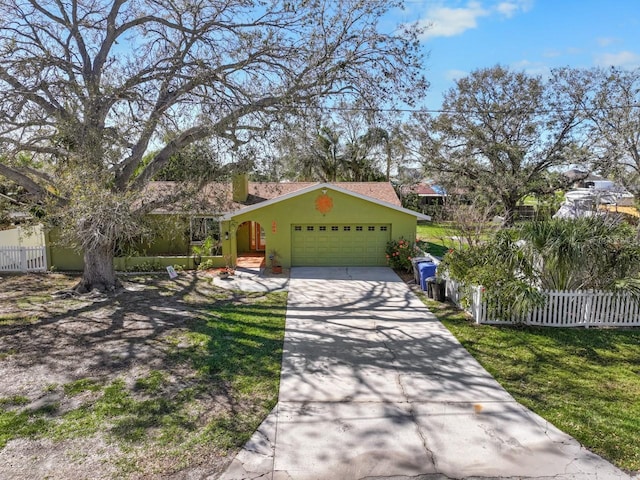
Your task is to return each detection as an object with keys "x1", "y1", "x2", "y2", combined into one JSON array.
[{"x1": 431, "y1": 278, "x2": 446, "y2": 301}]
